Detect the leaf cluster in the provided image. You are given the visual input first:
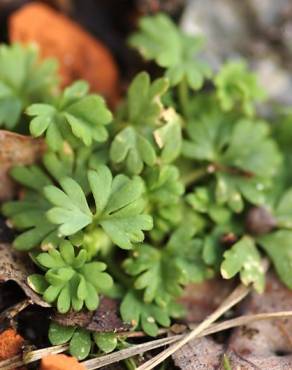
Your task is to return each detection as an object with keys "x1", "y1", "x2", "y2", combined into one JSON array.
[
  {"x1": 28, "y1": 241, "x2": 113, "y2": 313},
  {"x1": 49, "y1": 322, "x2": 119, "y2": 360},
  {"x1": 1, "y1": 12, "x2": 292, "y2": 351},
  {"x1": 0, "y1": 43, "x2": 58, "y2": 130}
]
